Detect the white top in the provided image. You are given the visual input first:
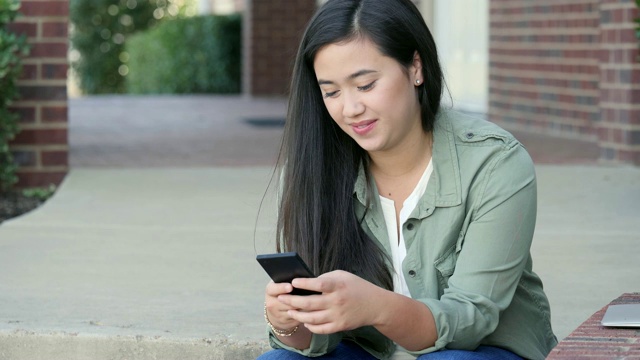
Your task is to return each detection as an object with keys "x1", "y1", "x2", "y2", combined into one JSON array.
[
  {"x1": 379, "y1": 159, "x2": 433, "y2": 296},
  {"x1": 379, "y1": 159, "x2": 433, "y2": 360}
]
